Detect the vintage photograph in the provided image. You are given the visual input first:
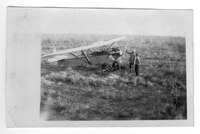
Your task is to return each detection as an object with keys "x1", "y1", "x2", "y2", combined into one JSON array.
[
  {"x1": 6, "y1": 7, "x2": 193, "y2": 126},
  {"x1": 40, "y1": 34, "x2": 186, "y2": 120}
]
